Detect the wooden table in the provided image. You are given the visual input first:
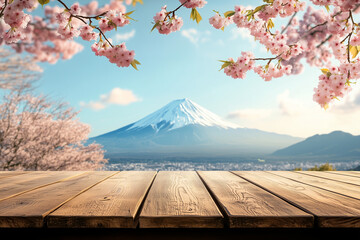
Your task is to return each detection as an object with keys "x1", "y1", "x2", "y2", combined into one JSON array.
[{"x1": 0, "y1": 171, "x2": 360, "y2": 239}]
